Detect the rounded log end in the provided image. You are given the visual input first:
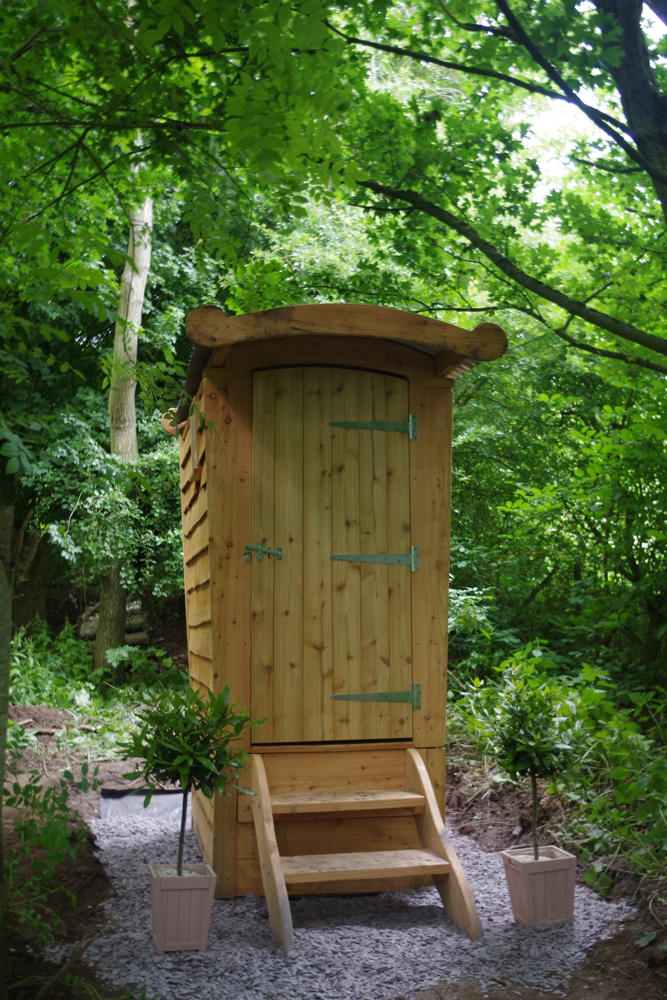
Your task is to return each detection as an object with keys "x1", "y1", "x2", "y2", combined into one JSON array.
[{"x1": 471, "y1": 322, "x2": 508, "y2": 358}]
